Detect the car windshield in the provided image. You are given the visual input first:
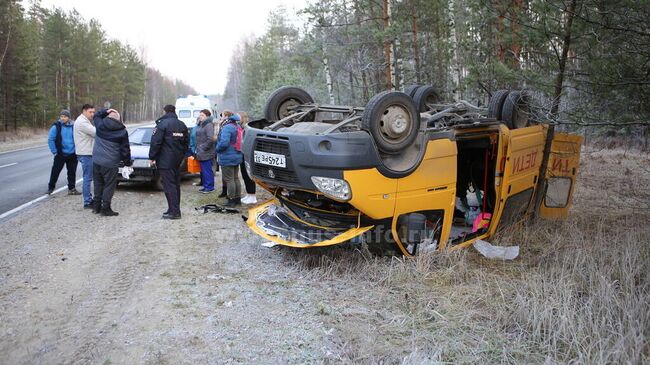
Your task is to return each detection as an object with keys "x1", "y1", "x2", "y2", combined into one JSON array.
[
  {"x1": 129, "y1": 127, "x2": 154, "y2": 145},
  {"x1": 178, "y1": 110, "x2": 191, "y2": 118}
]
